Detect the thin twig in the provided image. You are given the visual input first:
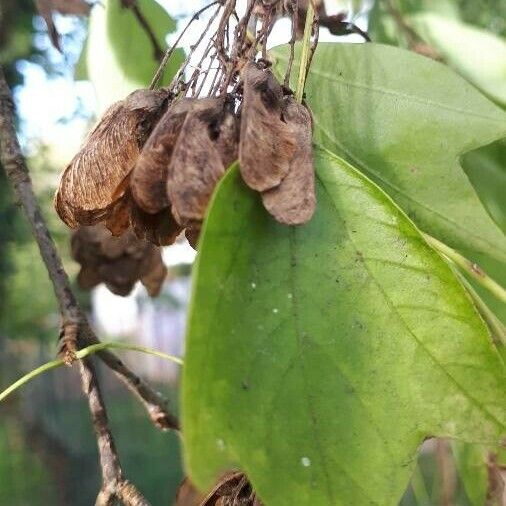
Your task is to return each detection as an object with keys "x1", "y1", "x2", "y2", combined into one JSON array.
[
  {"x1": 423, "y1": 233, "x2": 506, "y2": 304},
  {"x1": 0, "y1": 67, "x2": 167, "y2": 504},
  {"x1": 383, "y1": 0, "x2": 420, "y2": 48},
  {"x1": 307, "y1": 0, "x2": 320, "y2": 79},
  {"x1": 168, "y1": 4, "x2": 223, "y2": 96},
  {"x1": 149, "y1": 1, "x2": 221, "y2": 90},
  {"x1": 219, "y1": 0, "x2": 256, "y2": 95},
  {"x1": 284, "y1": 0, "x2": 298, "y2": 87}
]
